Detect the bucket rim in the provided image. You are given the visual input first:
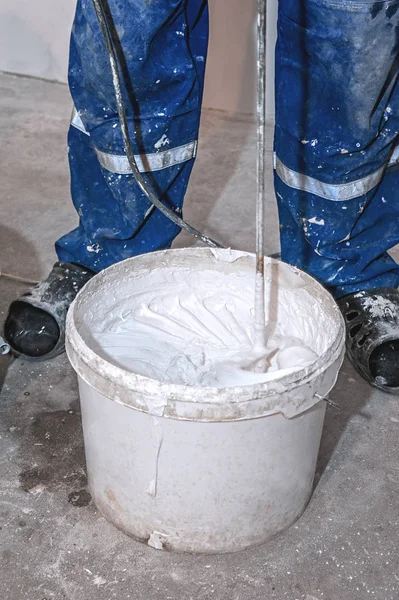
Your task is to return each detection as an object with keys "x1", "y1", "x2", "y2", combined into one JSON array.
[{"x1": 66, "y1": 248, "x2": 345, "y2": 420}]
